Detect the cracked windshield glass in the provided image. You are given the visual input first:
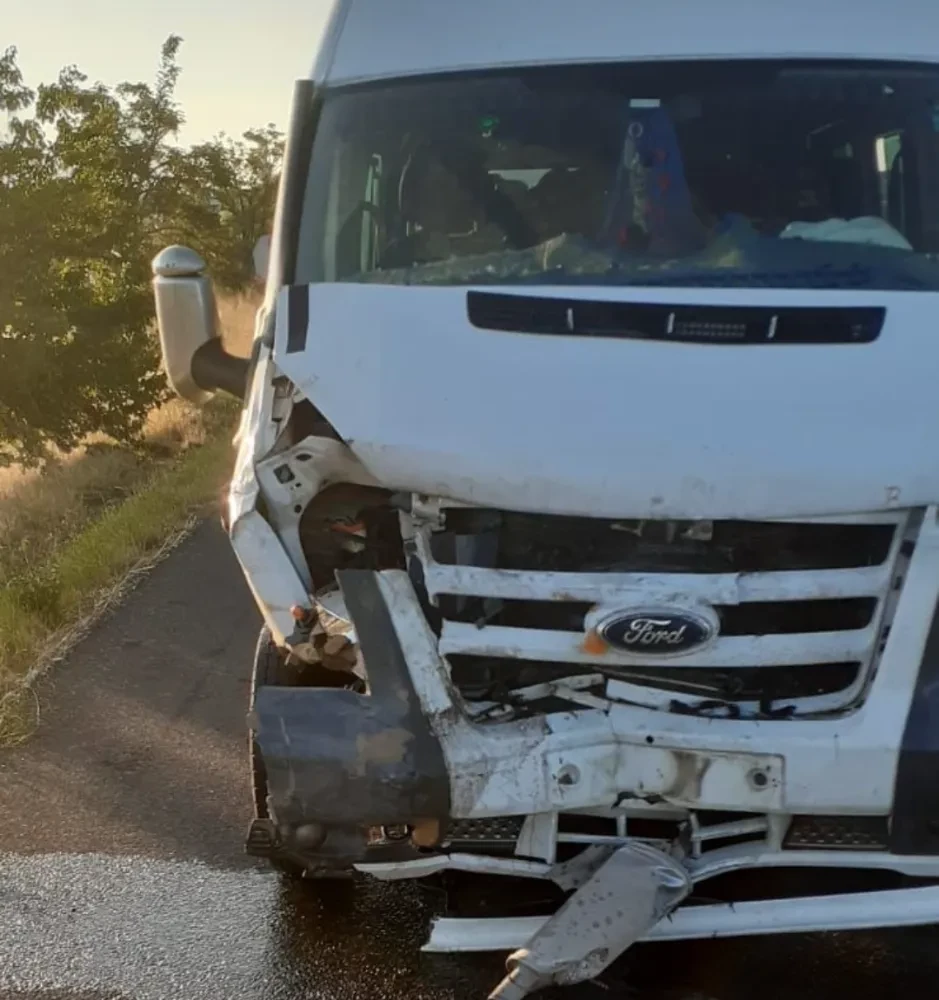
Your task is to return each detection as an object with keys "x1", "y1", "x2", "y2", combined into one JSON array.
[{"x1": 4, "y1": 1, "x2": 939, "y2": 999}]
